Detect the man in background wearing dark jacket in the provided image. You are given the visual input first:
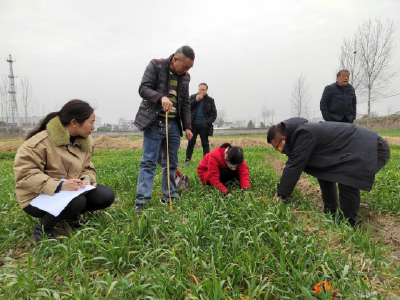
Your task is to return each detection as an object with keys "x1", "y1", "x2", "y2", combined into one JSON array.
[
  {"x1": 133, "y1": 46, "x2": 194, "y2": 212},
  {"x1": 320, "y1": 69, "x2": 357, "y2": 123},
  {"x1": 267, "y1": 118, "x2": 390, "y2": 227},
  {"x1": 185, "y1": 83, "x2": 217, "y2": 161}
]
